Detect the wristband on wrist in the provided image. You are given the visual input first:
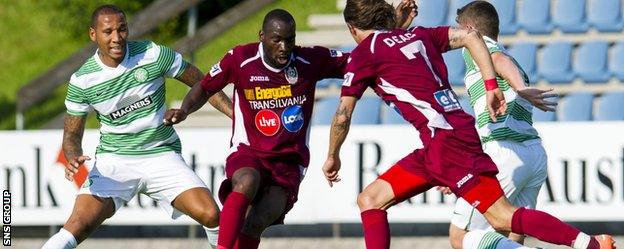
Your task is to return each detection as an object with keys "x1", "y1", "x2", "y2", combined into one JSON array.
[{"x1": 484, "y1": 78, "x2": 498, "y2": 91}]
